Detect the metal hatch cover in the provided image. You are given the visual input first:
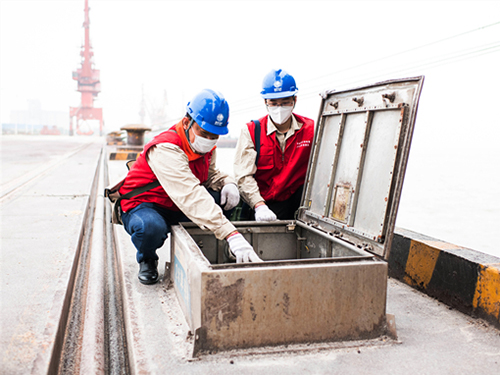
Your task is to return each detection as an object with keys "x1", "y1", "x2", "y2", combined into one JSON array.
[{"x1": 298, "y1": 76, "x2": 424, "y2": 259}]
